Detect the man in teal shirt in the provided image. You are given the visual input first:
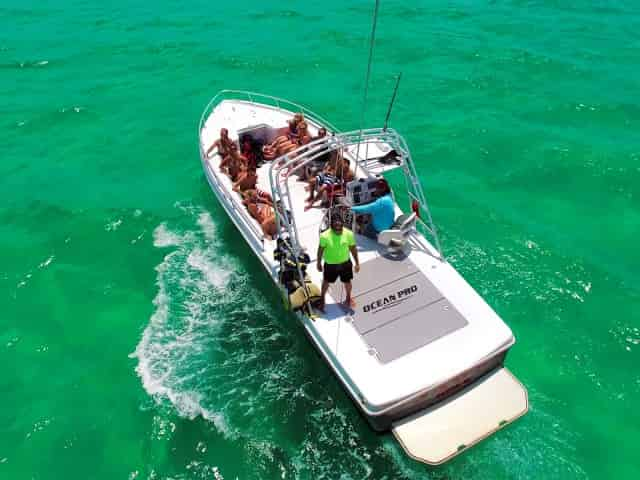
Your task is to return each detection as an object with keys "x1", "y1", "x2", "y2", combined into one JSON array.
[{"x1": 351, "y1": 179, "x2": 395, "y2": 239}]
